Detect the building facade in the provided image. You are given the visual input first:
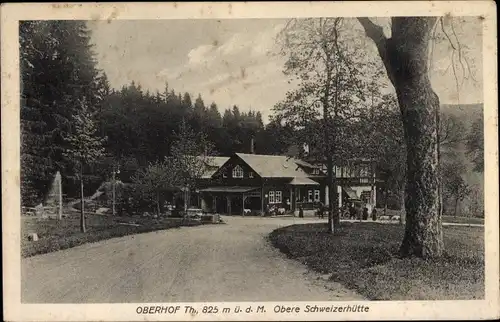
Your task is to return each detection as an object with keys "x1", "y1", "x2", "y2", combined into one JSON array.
[
  {"x1": 196, "y1": 153, "x2": 325, "y2": 215},
  {"x1": 194, "y1": 153, "x2": 384, "y2": 215}
]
